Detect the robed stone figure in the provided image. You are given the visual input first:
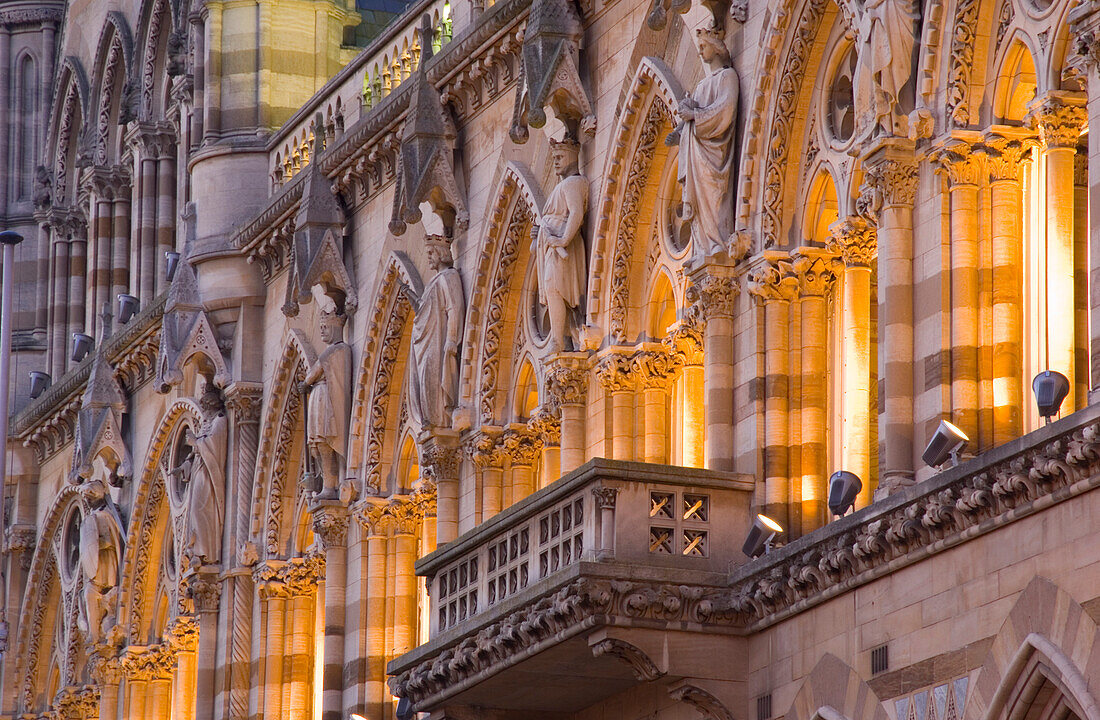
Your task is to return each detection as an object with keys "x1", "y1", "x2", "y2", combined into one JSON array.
[
  {"x1": 306, "y1": 307, "x2": 352, "y2": 495},
  {"x1": 677, "y1": 25, "x2": 739, "y2": 262},
  {"x1": 409, "y1": 235, "x2": 464, "y2": 429},
  {"x1": 534, "y1": 138, "x2": 588, "y2": 352},
  {"x1": 79, "y1": 482, "x2": 123, "y2": 643},
  {"x1": 854, "y1": 0, "x2": 917, "y2": 136},
  {"x1": 184, "y1": 385, "x2": 228, "y2": 566}
]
